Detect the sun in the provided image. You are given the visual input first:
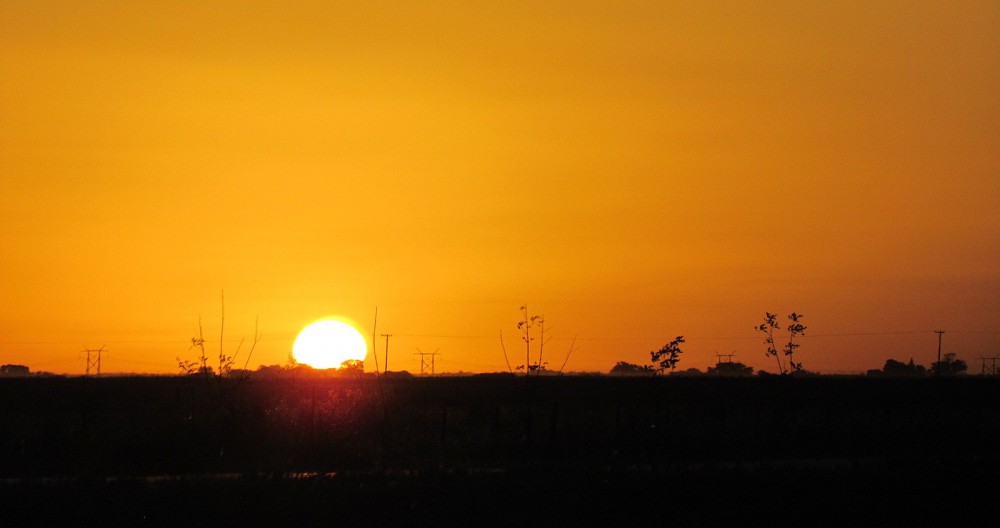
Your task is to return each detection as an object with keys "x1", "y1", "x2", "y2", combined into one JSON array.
[{"x1": 292, "y1": 319, "x2": 367, "y2": 369}]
